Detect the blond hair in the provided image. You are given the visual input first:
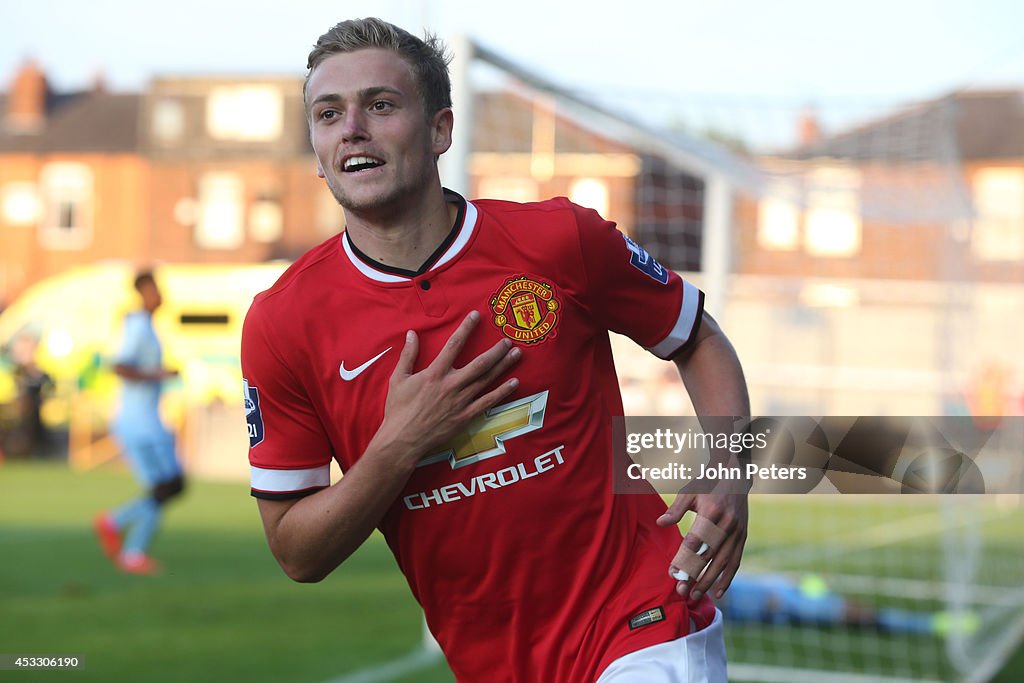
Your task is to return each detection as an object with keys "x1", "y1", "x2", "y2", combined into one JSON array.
[{"x1": 305, "y1": 17, "x2": 452, "y2": 118}]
